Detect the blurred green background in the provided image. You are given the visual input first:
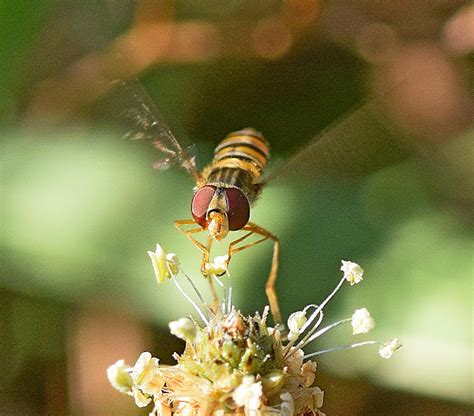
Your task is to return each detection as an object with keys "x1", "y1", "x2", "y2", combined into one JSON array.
[{"x1": 1, "y1": 0, "x2": 473, "y2": 414}]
